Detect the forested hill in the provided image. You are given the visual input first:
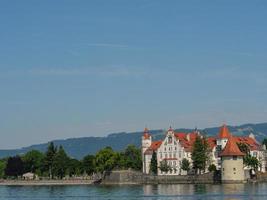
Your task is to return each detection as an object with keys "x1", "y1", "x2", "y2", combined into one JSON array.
[{"x1": 1, "y1": 123, "x2": 267, "y2": 159}]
